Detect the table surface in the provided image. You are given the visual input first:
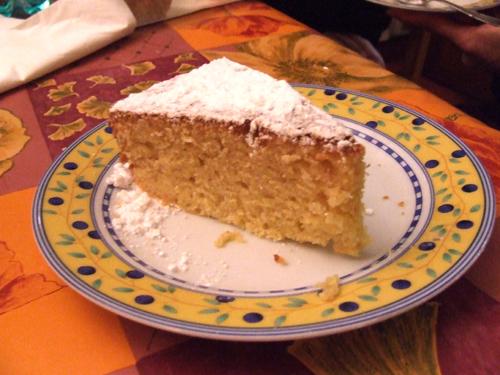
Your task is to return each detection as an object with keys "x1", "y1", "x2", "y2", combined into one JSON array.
[{"x1": 1, "y1": 2, "x2": 499, "y2": 374}]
